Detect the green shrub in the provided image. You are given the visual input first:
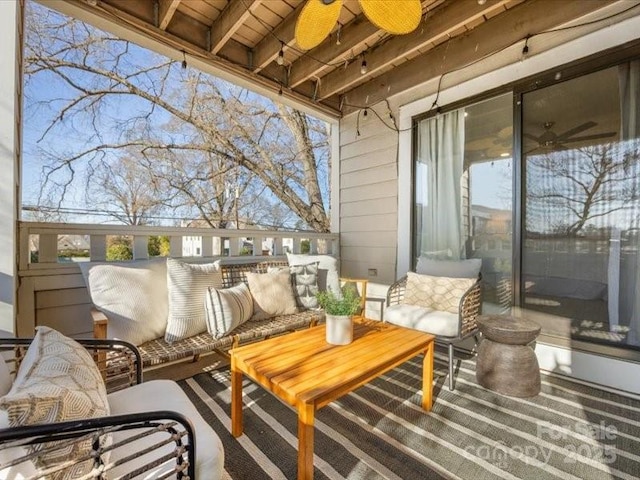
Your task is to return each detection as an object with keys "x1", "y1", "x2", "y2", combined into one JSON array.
[
  {"x1": 148, "y1": 235, "x2": 170, "y2": 257},
  {"x1": 107, "y1": 243, "x2": 133, "y2": 261}
]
